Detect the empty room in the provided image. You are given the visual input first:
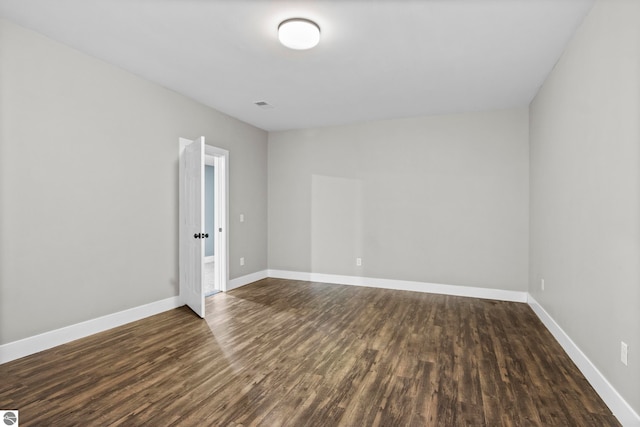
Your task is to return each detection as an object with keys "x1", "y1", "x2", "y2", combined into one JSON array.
[{"x1": 0, "y1": 0, "x2": 638, "y2": 426}]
